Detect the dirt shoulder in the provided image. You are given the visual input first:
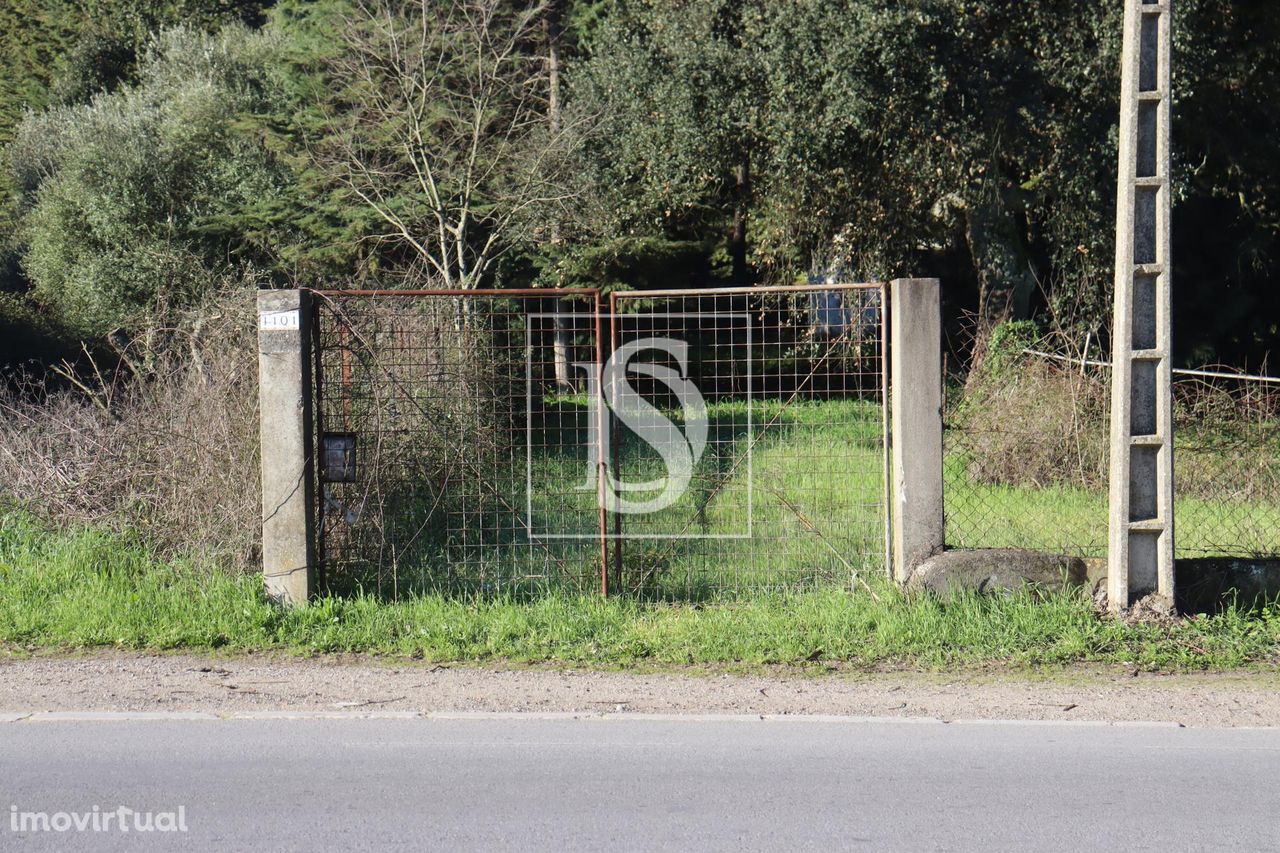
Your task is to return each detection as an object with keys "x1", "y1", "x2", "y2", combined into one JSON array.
[{"x1": 2, "y1": 652, "x2": 1279, "y2": 727}]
